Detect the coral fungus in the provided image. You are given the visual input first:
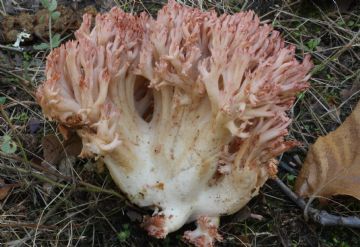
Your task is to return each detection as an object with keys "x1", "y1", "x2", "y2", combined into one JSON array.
[{"x1": 37, "y1": 1, "x2": 312, "y2": 246}]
